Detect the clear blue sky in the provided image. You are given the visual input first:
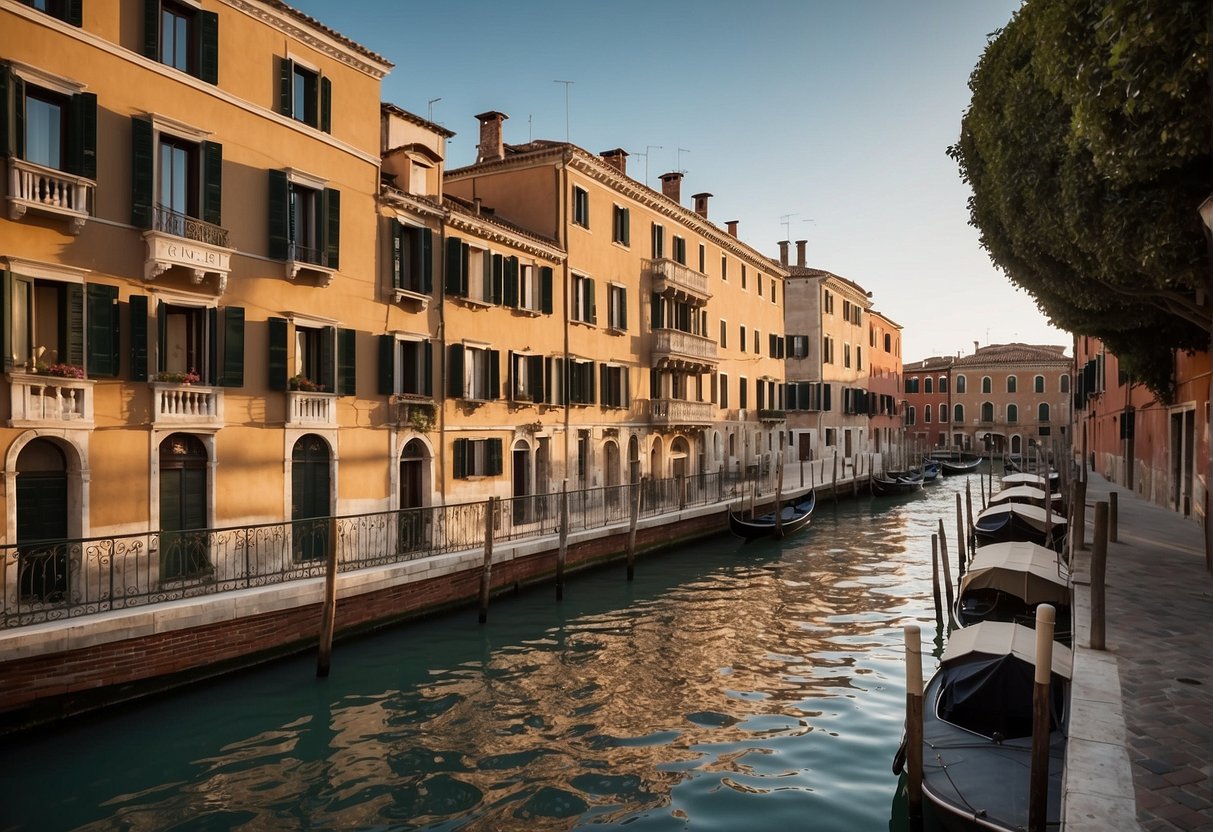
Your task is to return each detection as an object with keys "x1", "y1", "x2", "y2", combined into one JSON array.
[{"x1": 291, "y1": 0, "x2": 1069, "y2": 362}]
